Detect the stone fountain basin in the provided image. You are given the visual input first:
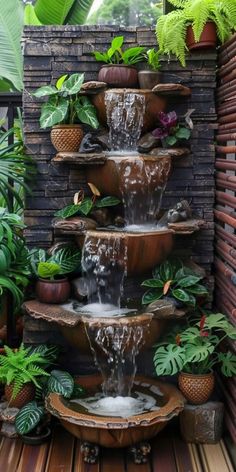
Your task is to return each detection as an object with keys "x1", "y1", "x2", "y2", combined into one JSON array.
[
  {"x1": 76, "y1": 229, "x2": 173, "y2": 276},
  {"x1": 45, "y1": 375, "x2": 185, "y2": 448},
  {"x1": 91, "y1": 89, "x2": 166, "y2": 133},
  {"x1": 86, "y1": 154, "x2": 172, "y2": 199}
]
